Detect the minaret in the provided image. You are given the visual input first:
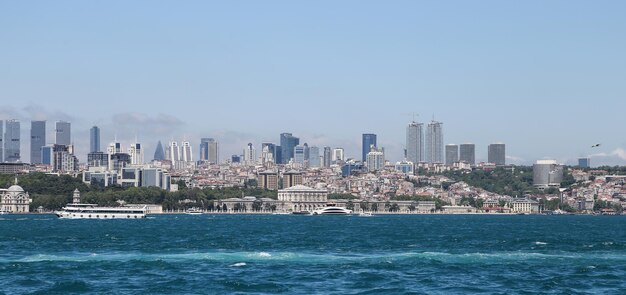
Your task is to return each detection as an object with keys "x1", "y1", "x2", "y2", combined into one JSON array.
[{"x1": 73, "y1": 188, "x2": 81, "y2": 204}]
